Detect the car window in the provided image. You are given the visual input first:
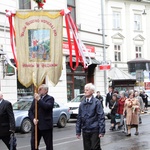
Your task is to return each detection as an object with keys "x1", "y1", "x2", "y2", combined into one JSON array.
[
  {"x1": 13, "y1": 101, "x2": 32, "y2": 111},
  {"x1": 71, "y1": 95, "x2": 84, "y2": 102},
  {"x1": 54, "y1": 102, "x2": 60, "y2": 108}
]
